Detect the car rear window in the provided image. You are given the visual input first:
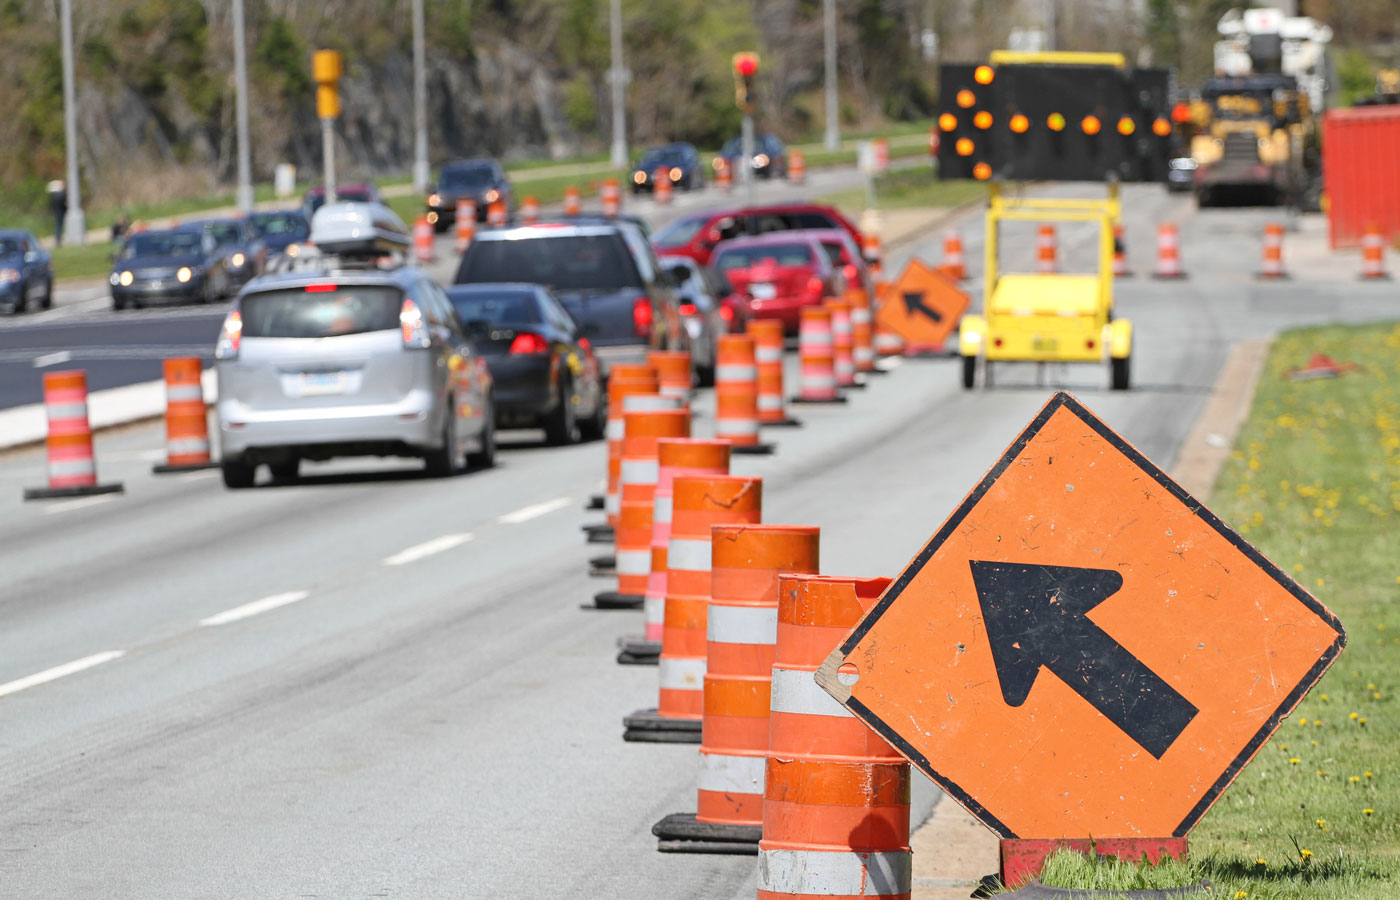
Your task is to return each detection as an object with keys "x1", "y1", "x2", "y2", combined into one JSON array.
[
  {"x1": 241, "y1": 286, "x2": 403, "y2": 338},
  {"x1": 818, "y1": 242, "x2": 845, "y2": 266},
  {"x1": 447, "y1": 289, "x2": 541, "y2": 324},
  {"x1": 714, "y1": 243, "x2": 814, "y2": 270},
  {"x1": 456, "y1": 234, "x2": 641, "y2": 291},
  {"x1": 653, "y1": 215, "x2": 709, "y2": 248},
  {"x1": 120, "y1": 233, "x2": 202, "y2": 259}
]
